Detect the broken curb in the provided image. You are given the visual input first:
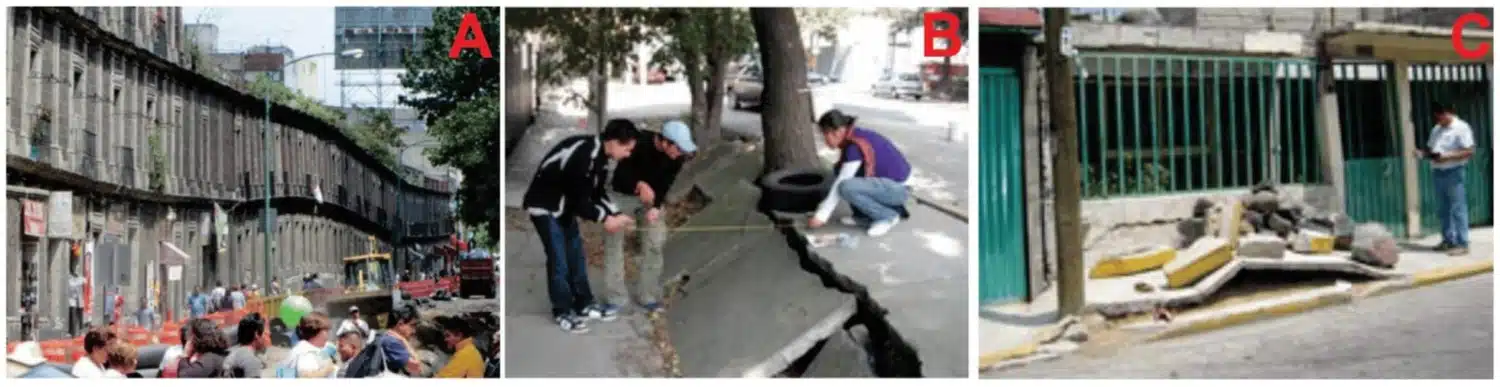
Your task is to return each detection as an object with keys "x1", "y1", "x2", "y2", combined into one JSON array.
[
  {"x1": 1144, "y1": 258, "x2": 1491, "y2": 343},
  {"x1": 975, "y1": 316, "x2": 1077, "y2": 371}
]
